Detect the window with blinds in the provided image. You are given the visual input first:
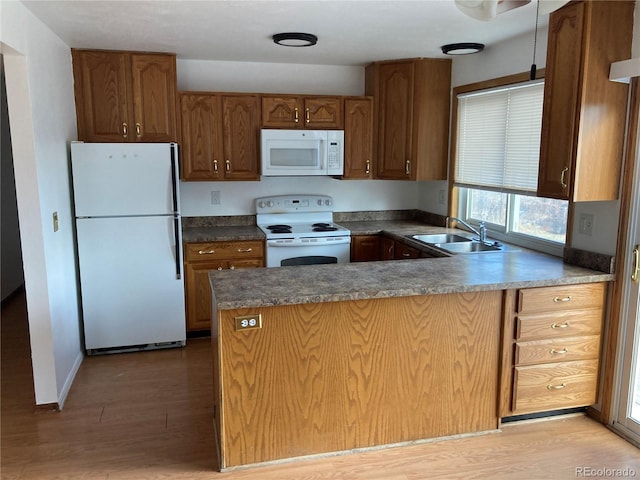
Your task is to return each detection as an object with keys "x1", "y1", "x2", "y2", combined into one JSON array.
[{"x1": 455, "y1": 80, "x2": 544, "y2": 194}]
